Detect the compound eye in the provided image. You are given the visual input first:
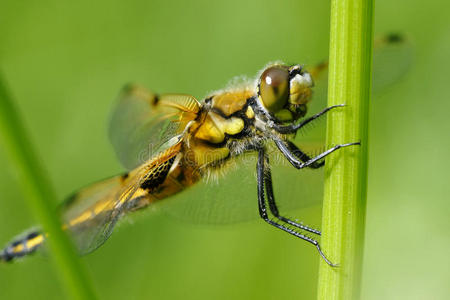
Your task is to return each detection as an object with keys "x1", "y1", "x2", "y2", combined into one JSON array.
[{"x1": 259, "y1": 66, "x2": 289, "y2": 112}]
